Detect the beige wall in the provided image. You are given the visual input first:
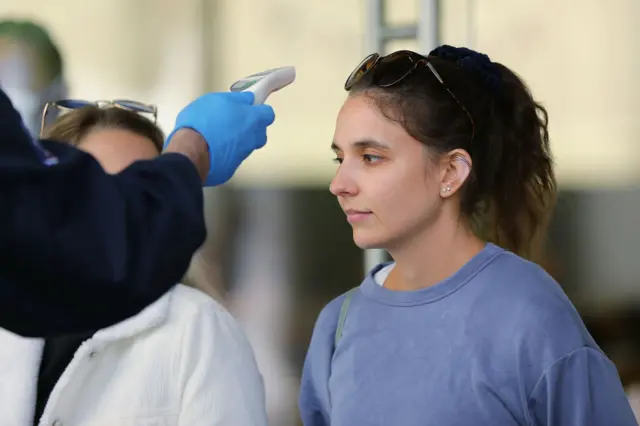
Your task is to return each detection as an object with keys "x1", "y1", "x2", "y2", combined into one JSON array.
[{"x1": 3, "y1": 0, "x2": 639, "y2": 187}]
